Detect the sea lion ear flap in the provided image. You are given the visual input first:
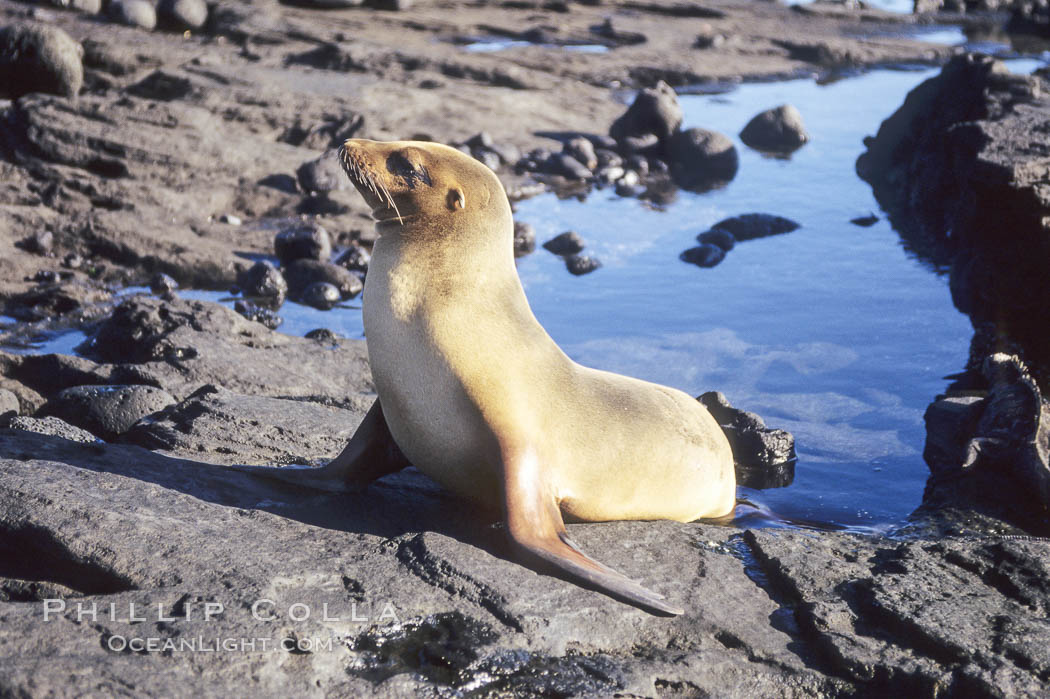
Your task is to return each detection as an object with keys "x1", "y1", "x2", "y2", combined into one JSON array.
[{"x1": 447, "y1": 188, "x2": 466, "y2": 212}]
